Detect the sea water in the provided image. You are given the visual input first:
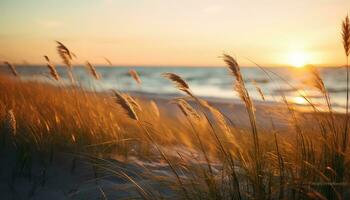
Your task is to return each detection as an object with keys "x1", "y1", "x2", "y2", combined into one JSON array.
[{"x1": 1, "y1": 65, "x2": 348, "y2": 112}]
